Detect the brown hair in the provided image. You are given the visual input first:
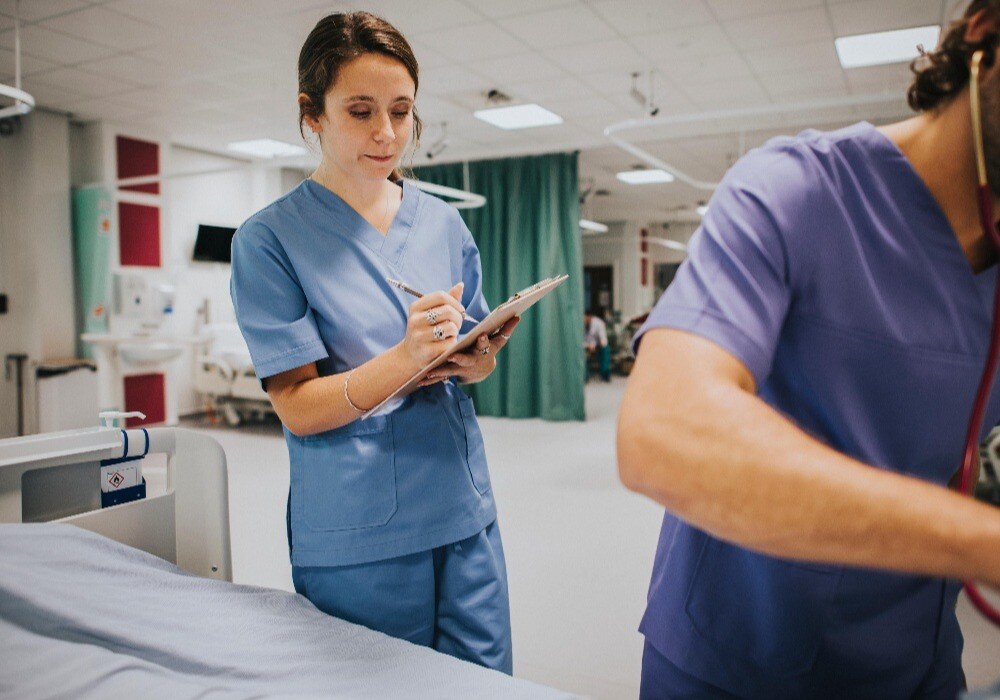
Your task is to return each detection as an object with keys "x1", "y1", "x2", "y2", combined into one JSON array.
[
  {"x1": 907, "y1": 0, "x2": 999, "y2": 111},
  {"x1": 298, "y1": 12, "x2": 422, "y2": 181}
]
